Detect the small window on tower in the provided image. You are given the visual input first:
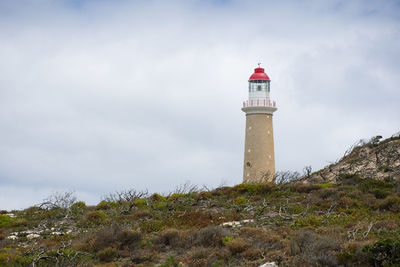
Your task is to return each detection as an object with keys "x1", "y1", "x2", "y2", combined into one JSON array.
[
  {"x1": 246, "y1": 162, "x2": 252, "y2": 168},
  {"x1": 257, "y1": 85, "x2": 262, "y2": 91}
]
